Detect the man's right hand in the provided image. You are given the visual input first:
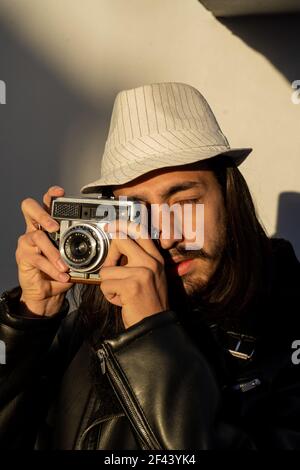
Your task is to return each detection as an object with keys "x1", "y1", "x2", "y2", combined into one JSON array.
[{"x1": 16, "y1": 186, "x2": 73, "y2": 316}]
